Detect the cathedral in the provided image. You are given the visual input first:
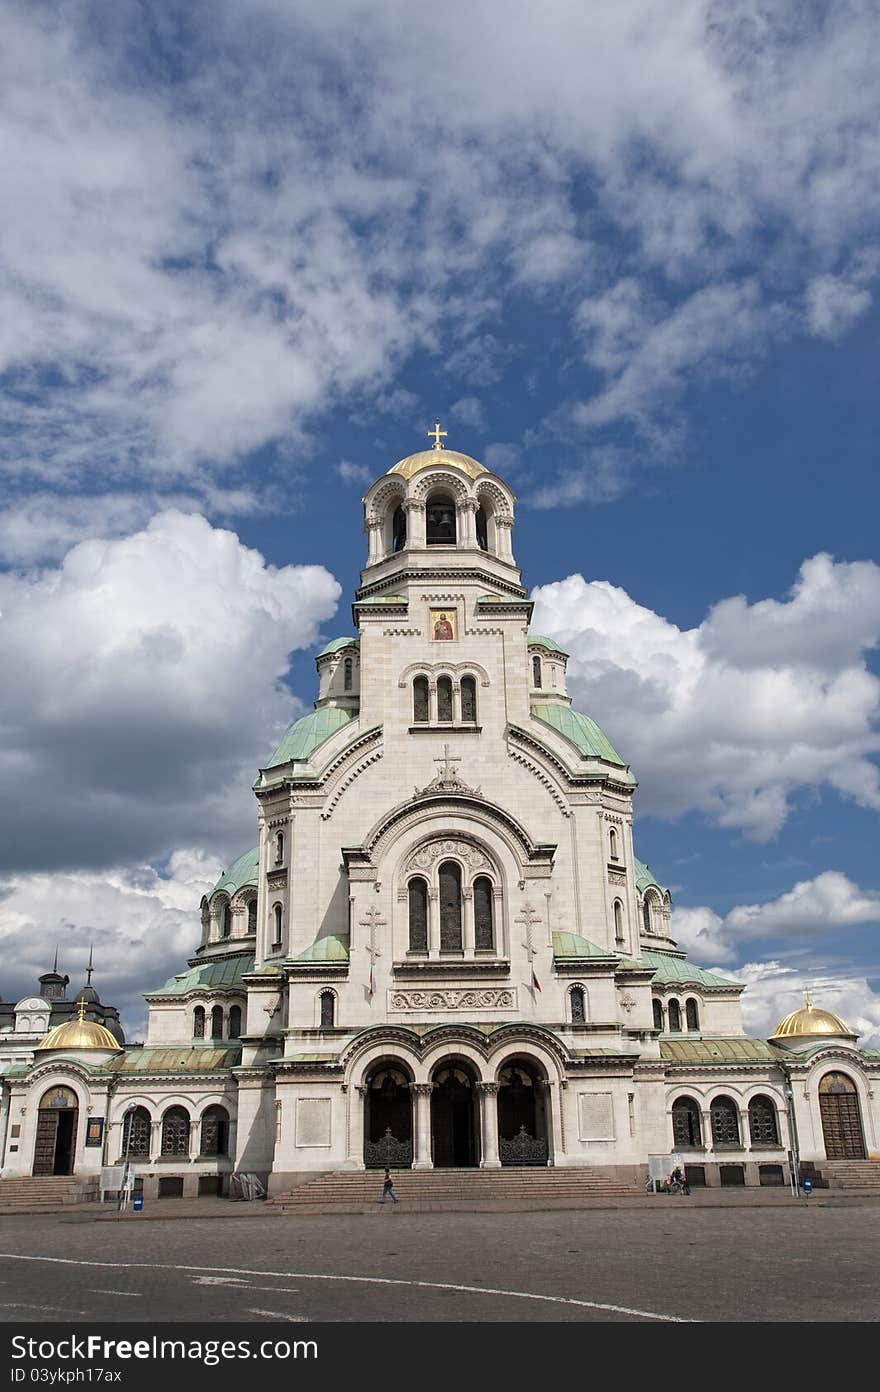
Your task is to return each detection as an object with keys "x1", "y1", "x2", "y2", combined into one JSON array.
[{"x1": 1, "y1": 433, "x2": 878, "y2": 1199}]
